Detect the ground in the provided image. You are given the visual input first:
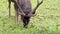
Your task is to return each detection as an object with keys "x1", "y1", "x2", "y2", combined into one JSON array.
[{"x1": 0, "y1": 0, "x2": 60, "y2": 34}]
